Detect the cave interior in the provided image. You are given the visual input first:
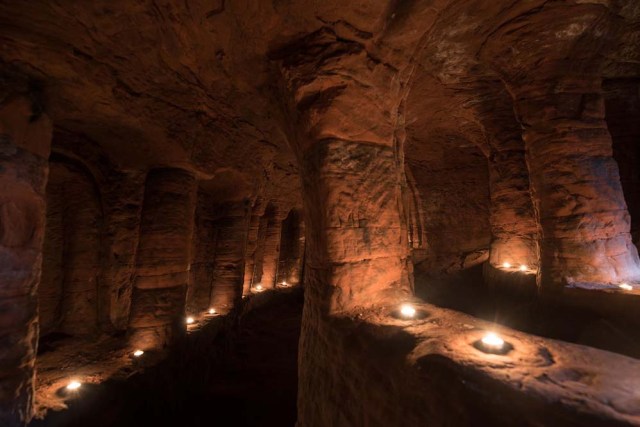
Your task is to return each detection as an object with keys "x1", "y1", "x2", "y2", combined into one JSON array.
[{"x1": 1, "y1": 1, "x2": 640, "y2": 426}]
